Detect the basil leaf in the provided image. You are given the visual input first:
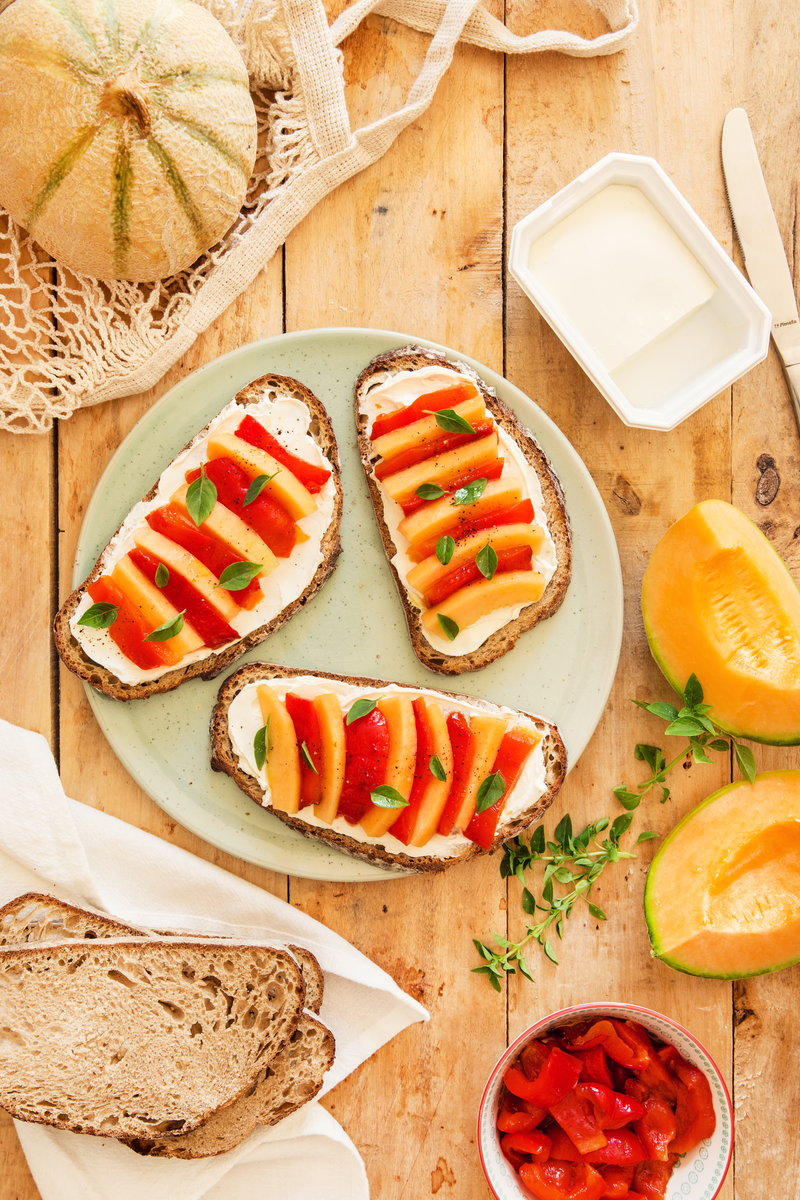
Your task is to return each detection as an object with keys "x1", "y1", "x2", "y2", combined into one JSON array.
[
  {"x1": 452, "y1": 477, "x2": 488, "y2": 506},
  {"x1": 244, "y1": 471, "x2": 279, "y2": 506},
  {"x1": 476, "y1": 771, "x2": 506, "y2": 813},
  {"x1": 300, "y1": 741, "x2": 319, "y2": 774},
  {"x1": 369, "y1": 785, "x2": 409, "y2": 809},
  {"x1": 254, "y1": 717, "x2": 270, "y2": 772},
  {"x1": 425, "y1": 408, "x2": 476, "y2": 435},
  {"x1": 683, "y1": 673, "x2": 703, "y2": 708},
  {"x1": 216, "y1": 560, "x2": 262, "y2": 591},
  {"x1": 475, "y1": 542, "x2": 497, "y2": 580},
  {"x1": 436, "y1": 535, "x2": 455, "y2": 565},
  {"x1": 77, "y1": 601, "x2": 119, "y2": 629},
  {"x1": 143, "y1": 610, "x2": 186, "y2": 642},
  {"x1": 155, "y1": 562, "x2": 169, "y2": 588},
  {"x1": 346, "y1": 697, "x2": 379, "y2": 725},
  {"x1": 734, "y1": 741, "x2": 757, "y2": 785},
  {"x1": 429, "y1": 754, "x2": 447, "y2": 781},
  {"x1": 186, "y1": 466, "x2": 217, "y2": 526},
  {"x1": 416, "y1": 483, "x2": 446, "y2": 501},
  {"x1": 437, "y1": 613, "x2": 459, "y2": 641}
]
